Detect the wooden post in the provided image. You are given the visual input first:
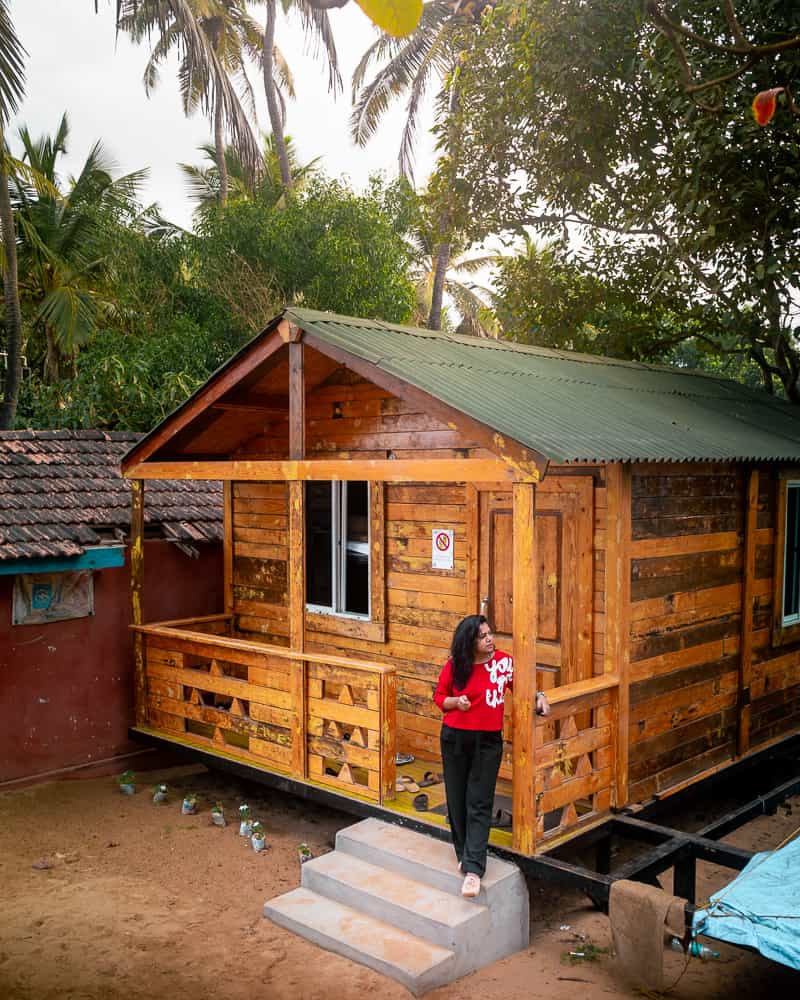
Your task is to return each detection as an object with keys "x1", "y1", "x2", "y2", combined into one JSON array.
[
  {"x1": 380, "y1": 669, "x2": 397, "y2": 803},
  {"x1": 288, "y1": 339, "x2": 306, "y2": 778},
  {"x1": 130, "y1": 479, "x2": 146, "y2": 727},
  {"x1": 465, "y1": 483, "x2": 479, "y2": 613},
  {"x1": 605, "y1": 463, "x2": 631, "y2": 809},
  {"x1": 223, "y1": 481, "x2": 233, "y2": 621},
  {"x1": 512, "y1": 482, "x2": 538, "y2": 855},
  {"x1": 738, "y1": 468, "x2": 758, "y2": 756}
]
